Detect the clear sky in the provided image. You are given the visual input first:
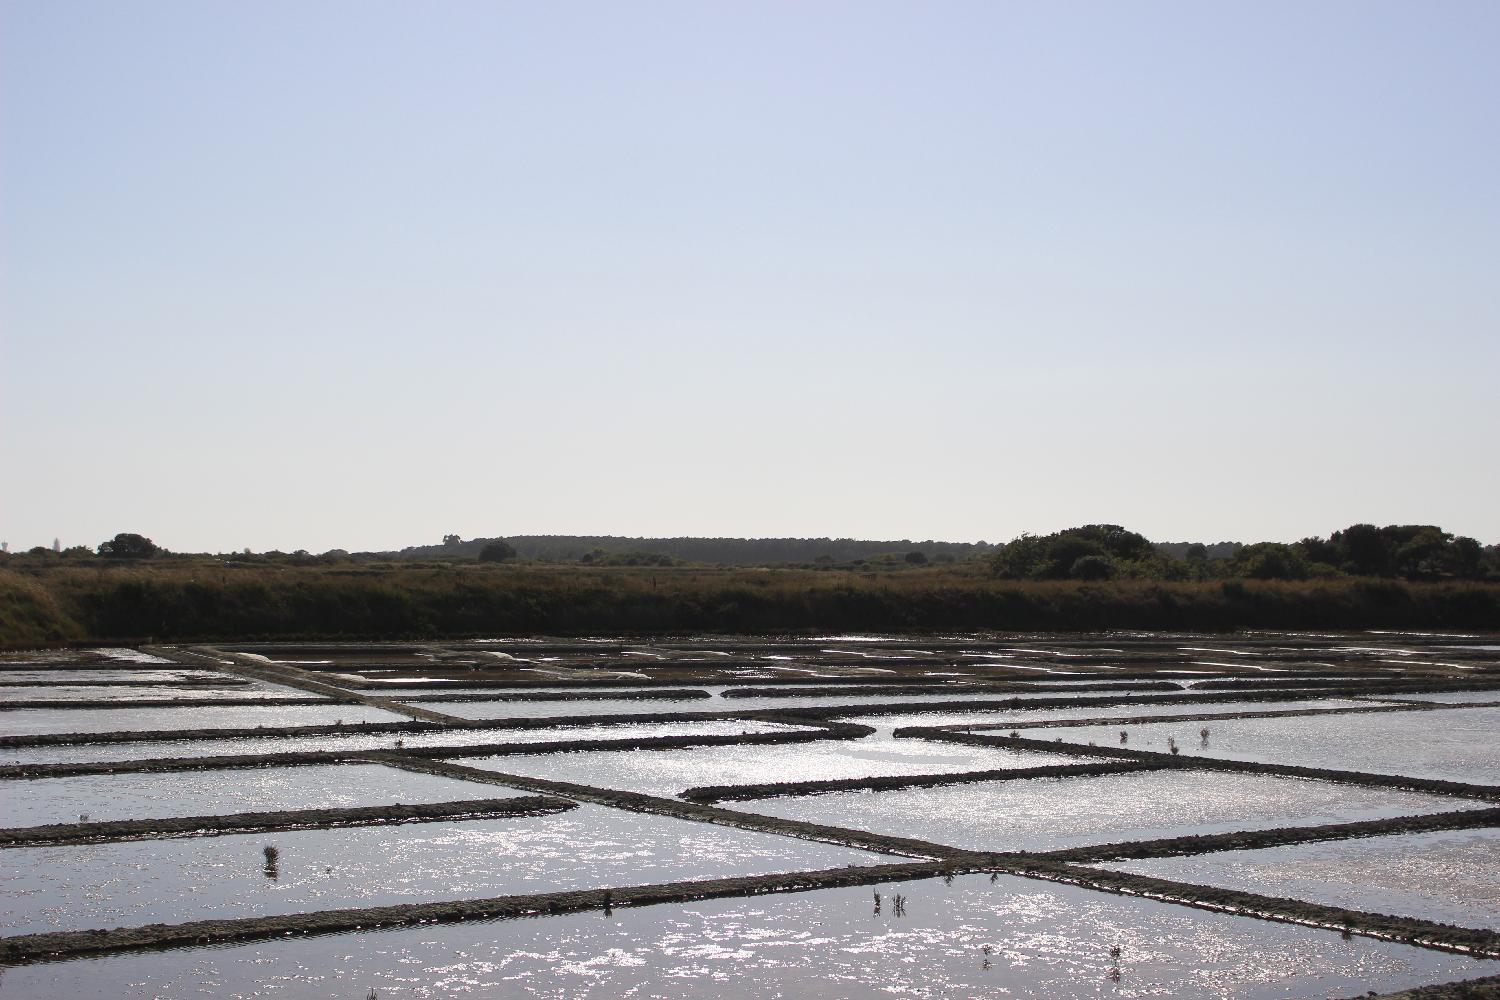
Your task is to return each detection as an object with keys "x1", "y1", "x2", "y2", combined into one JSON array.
[{"x1": 3, "y1": 1, "x2": 1497, "y2": 554}]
